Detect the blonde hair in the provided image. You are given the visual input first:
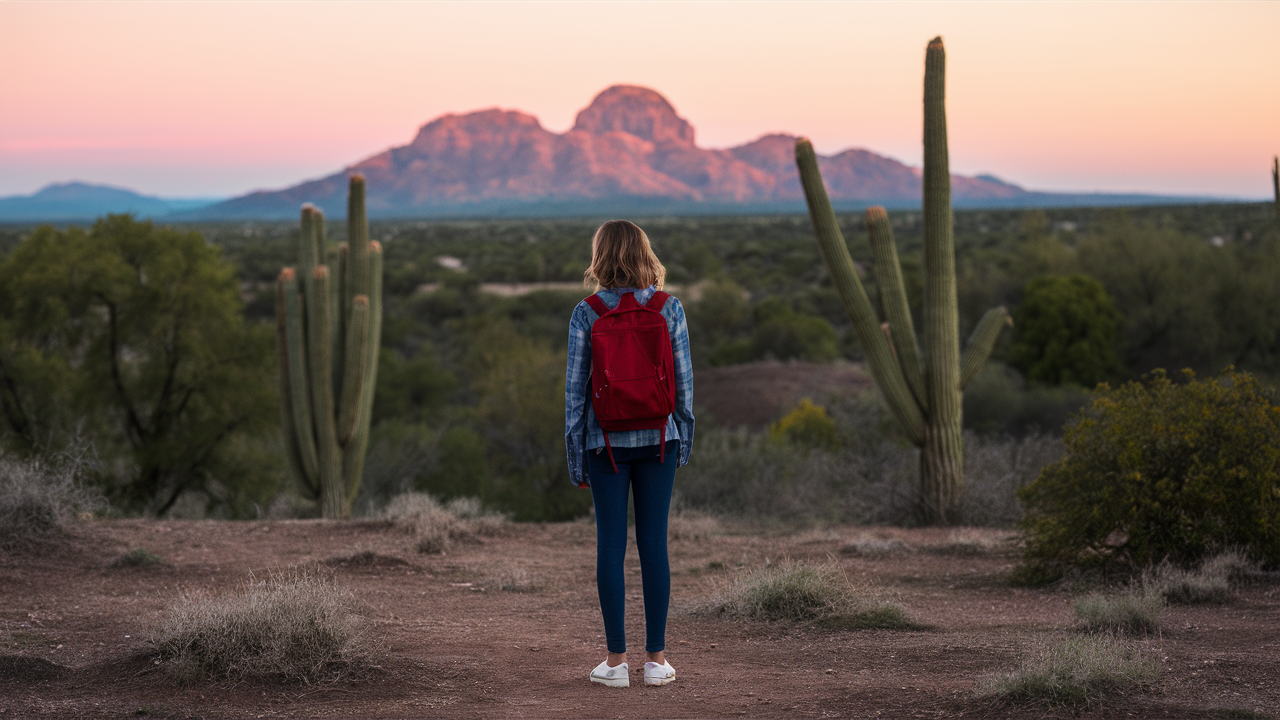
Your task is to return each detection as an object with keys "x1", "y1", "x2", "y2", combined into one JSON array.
[{"x1": 582, "y1": 220, "x2": 666, "y2": 291}]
